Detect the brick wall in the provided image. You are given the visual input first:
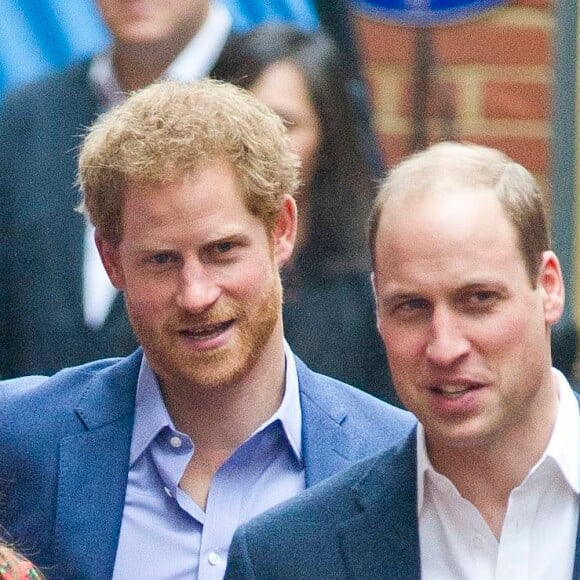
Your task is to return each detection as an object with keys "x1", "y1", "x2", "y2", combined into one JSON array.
[{"x1": 353, "y1": 0, "x2": 554, "y2": 179}]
